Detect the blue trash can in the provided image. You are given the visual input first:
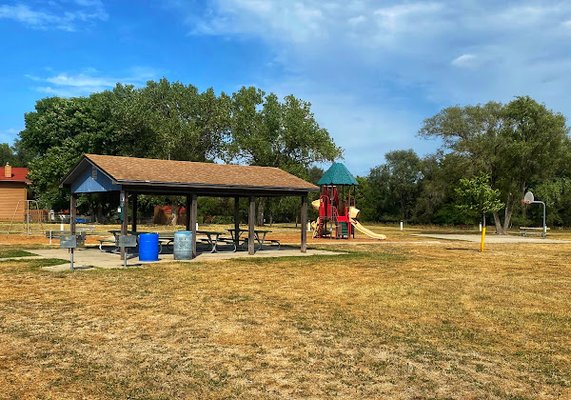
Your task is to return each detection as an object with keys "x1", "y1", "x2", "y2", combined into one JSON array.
[
  {"x1": 139, "y1": 232, "x2": 159, "y2": 262},
  {"x1": 174, "y1": 231, "x2": 193, "y2": 260}
]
